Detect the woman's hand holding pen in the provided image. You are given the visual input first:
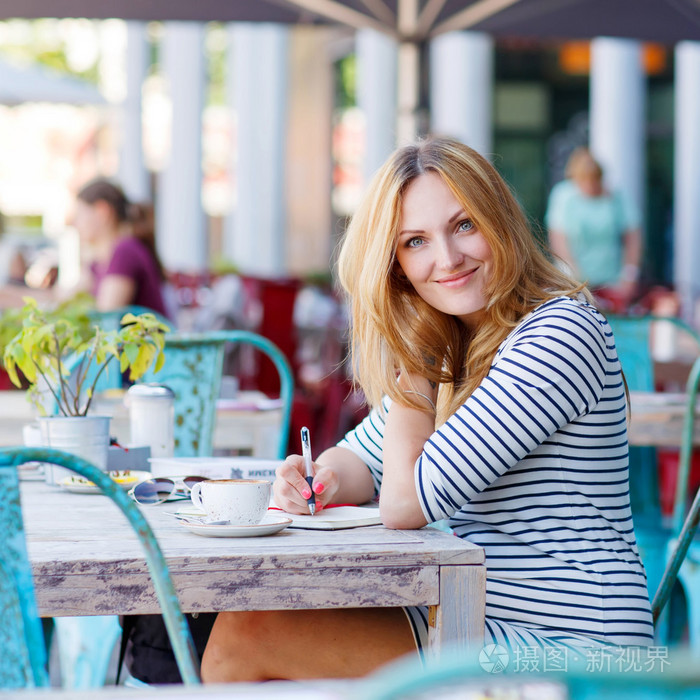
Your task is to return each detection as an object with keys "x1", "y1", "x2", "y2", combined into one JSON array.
[{"x1": 273, "y1": 455, "x2": 339, "y2": 515}]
